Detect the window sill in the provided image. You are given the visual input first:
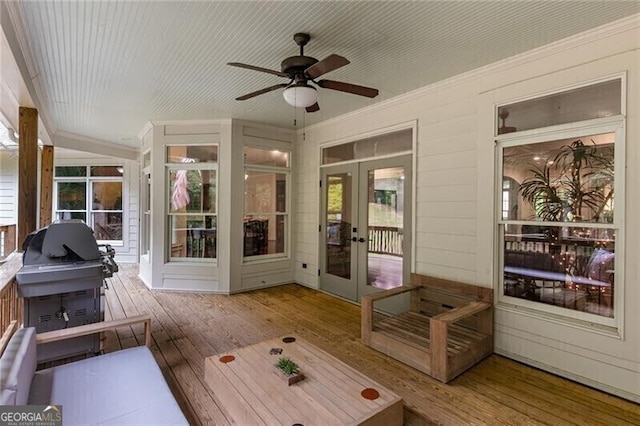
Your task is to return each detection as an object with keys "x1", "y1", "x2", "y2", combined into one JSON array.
[{"x1": 496, "y1": 300, "x2": 621, "y2": 339}]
